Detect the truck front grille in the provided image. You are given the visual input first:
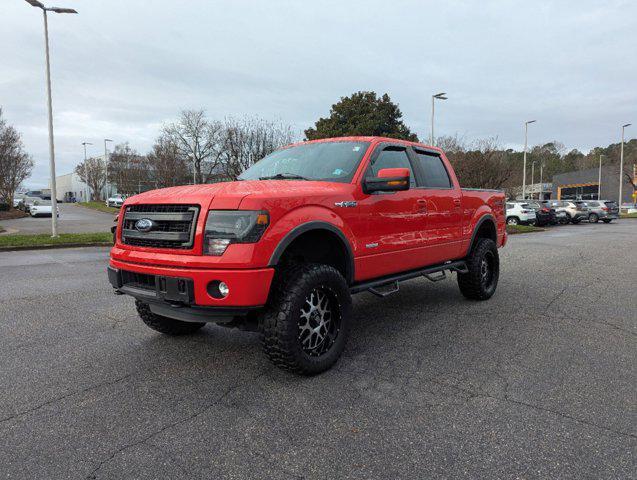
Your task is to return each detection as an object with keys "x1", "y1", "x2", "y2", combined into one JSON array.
[{"x1": 122, "y1": 204, "x2": 199, "y2": 249}]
